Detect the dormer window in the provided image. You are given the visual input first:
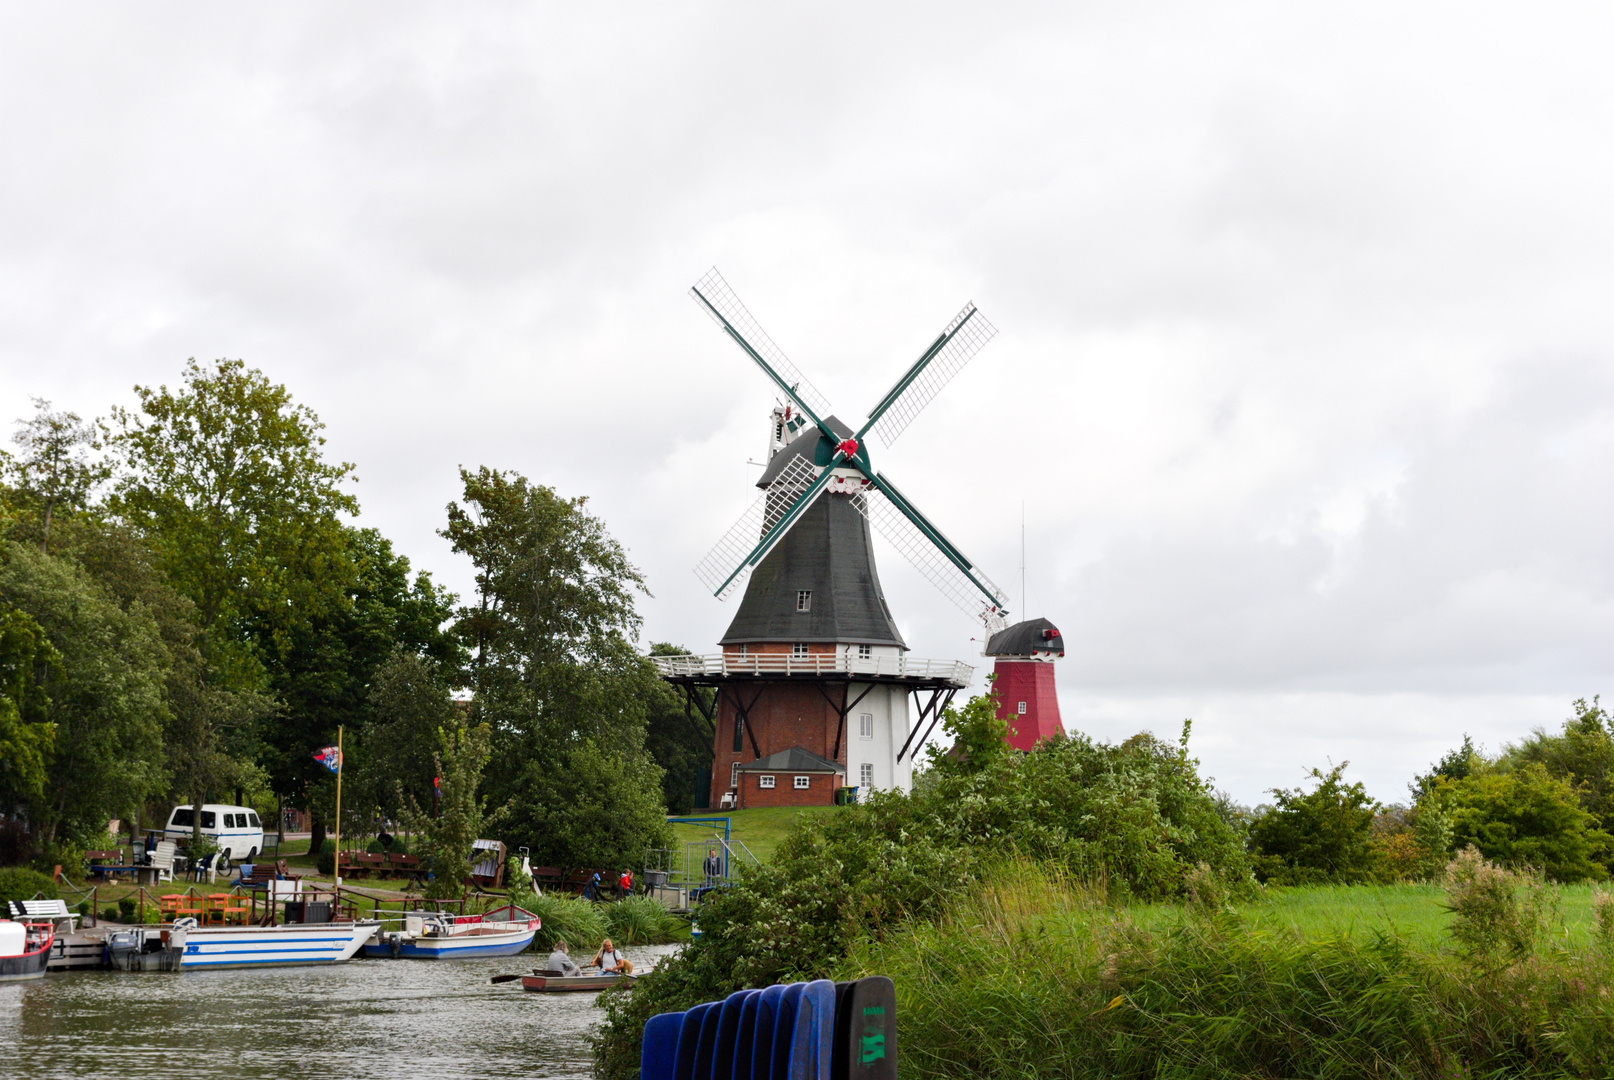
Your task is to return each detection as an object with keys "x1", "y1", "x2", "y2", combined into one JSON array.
[{"x1": 796, "y1": 590, "x2": 812, "y2": 612}]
